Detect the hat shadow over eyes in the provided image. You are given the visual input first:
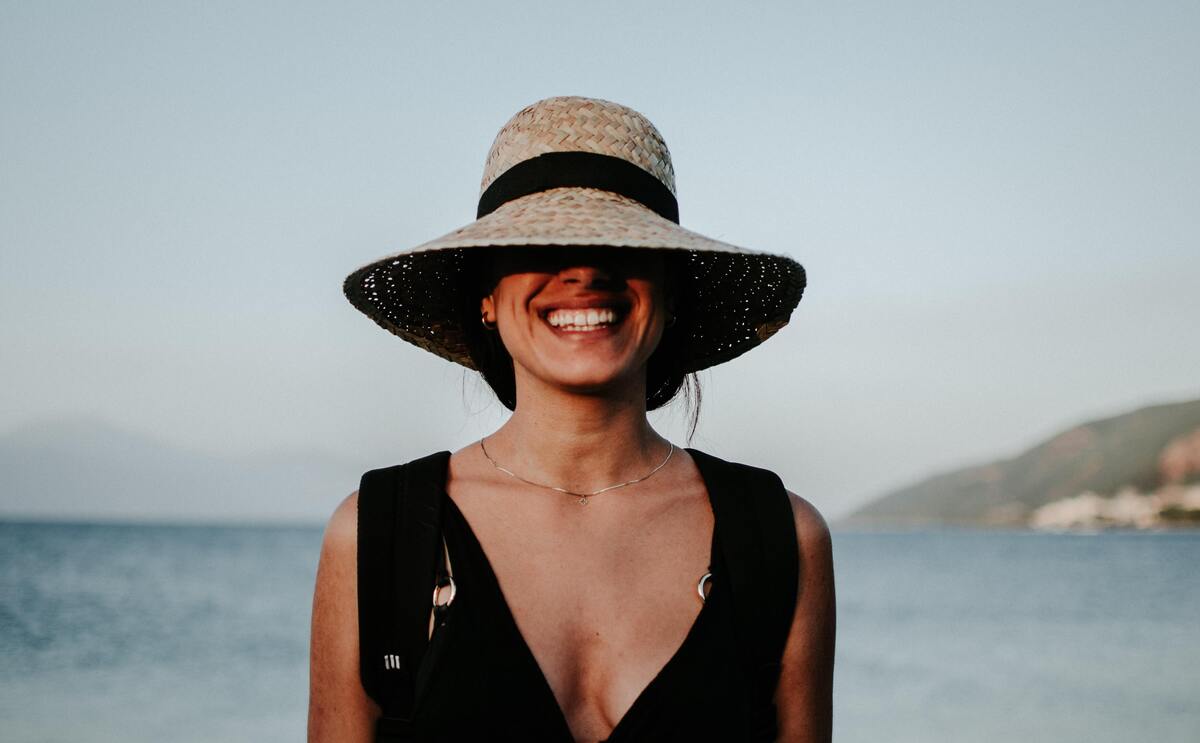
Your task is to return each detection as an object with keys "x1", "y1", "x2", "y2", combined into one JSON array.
[{"x1": 487, "y1": 246, "x2": 669, "y2": 283}]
